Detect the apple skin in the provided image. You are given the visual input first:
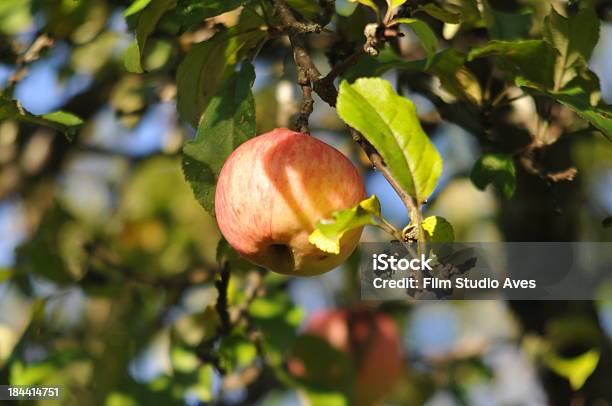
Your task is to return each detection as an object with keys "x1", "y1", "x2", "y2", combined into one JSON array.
[
  {"x1": 291, "y1": 309, "x2": 404, "y2": 406},
  {"x1": 214, "y1": 128, "x2": 366, "y2": 276}
]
